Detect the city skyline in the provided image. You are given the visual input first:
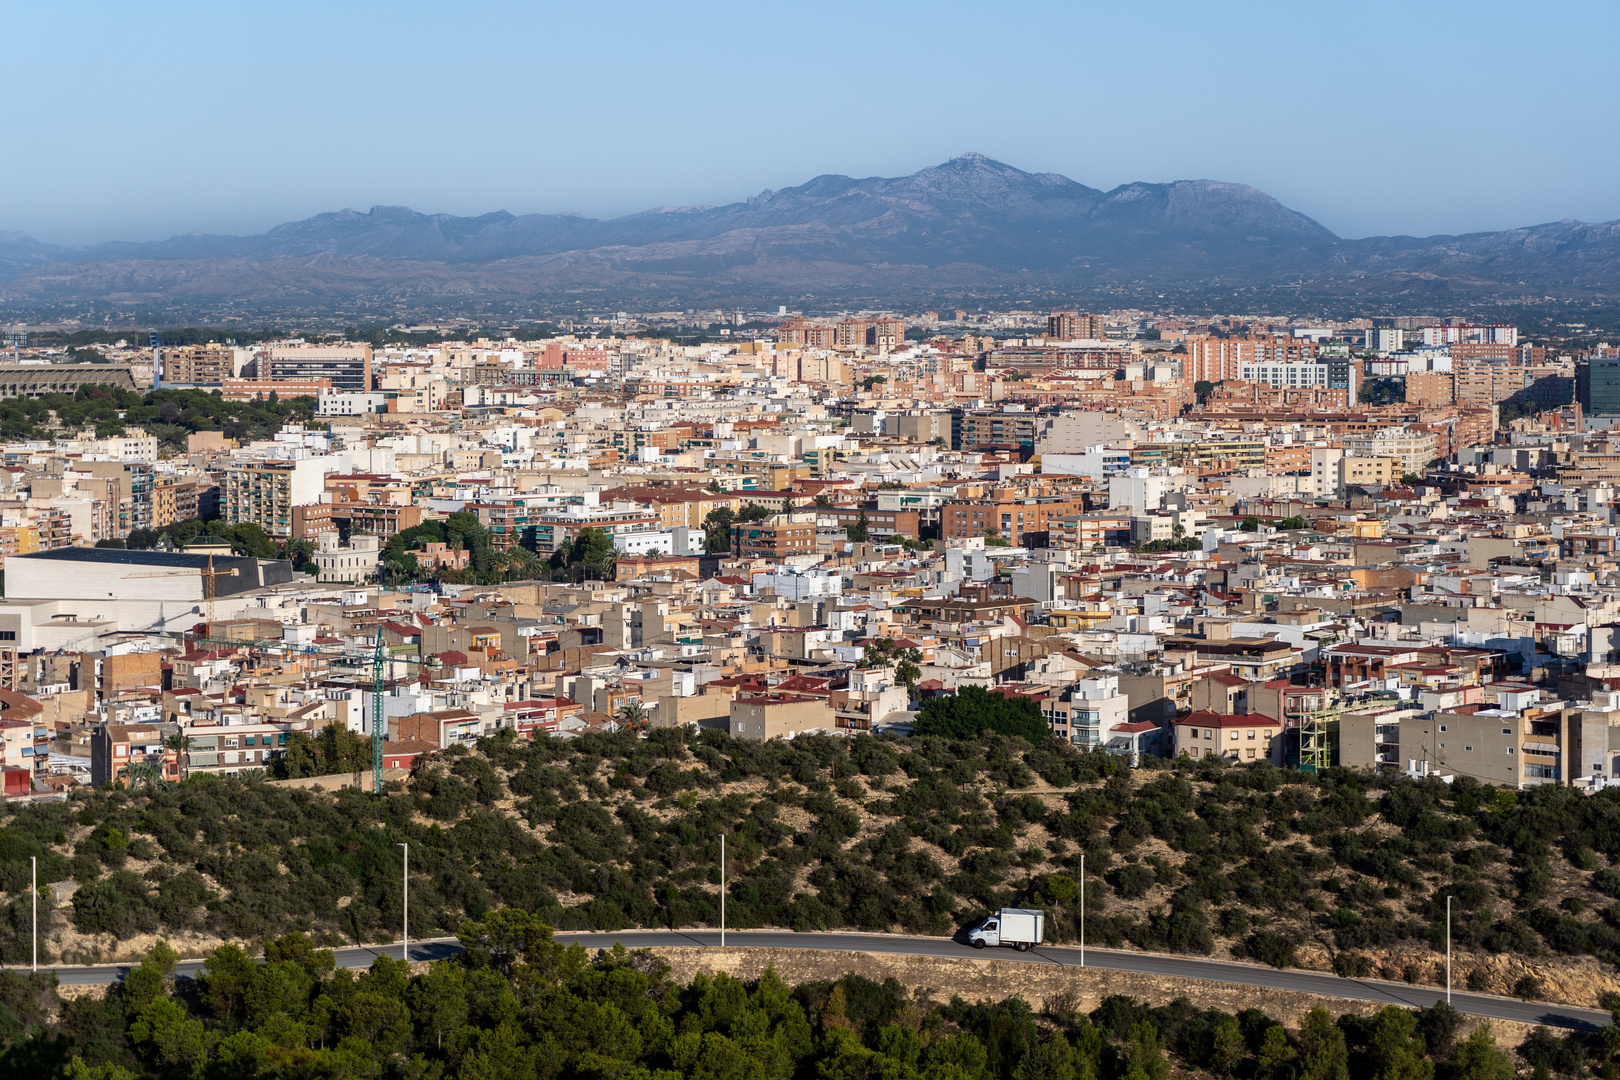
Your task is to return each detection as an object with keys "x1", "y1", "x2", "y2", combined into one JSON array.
[{"x1": 1, "y1": 0, "x2": 1614, "y2": 245}]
